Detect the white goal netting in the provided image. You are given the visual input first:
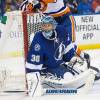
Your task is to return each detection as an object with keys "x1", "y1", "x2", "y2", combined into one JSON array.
[{"x1": 22, "y1": 12, "x2": 44, "y2": 58}]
